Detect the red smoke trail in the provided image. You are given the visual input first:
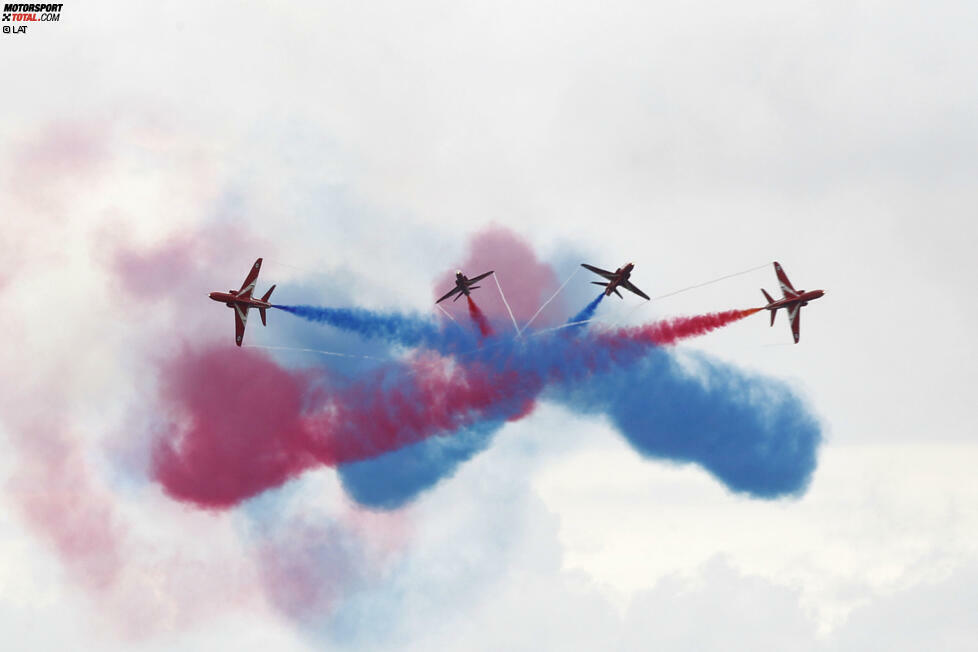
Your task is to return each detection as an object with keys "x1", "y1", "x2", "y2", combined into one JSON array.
[
  {"x1": 304, "y1": 354, "x2": 536, "y2": 467},
  {"x1": 466, "y1": 296, "x2": 493, "y2": 337},
  {"x1": 152, "y1": 308, "x2": 761, "y2": 509},
  {"x1": 152, "y1": 347, "x2": 537, "y2": 508},
  {"x1": 151, "y1": 347, "x2": 319, "y2": 508},
  {"x1": 612, "y1": 308, "x2": 761, "y2": 346}
]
